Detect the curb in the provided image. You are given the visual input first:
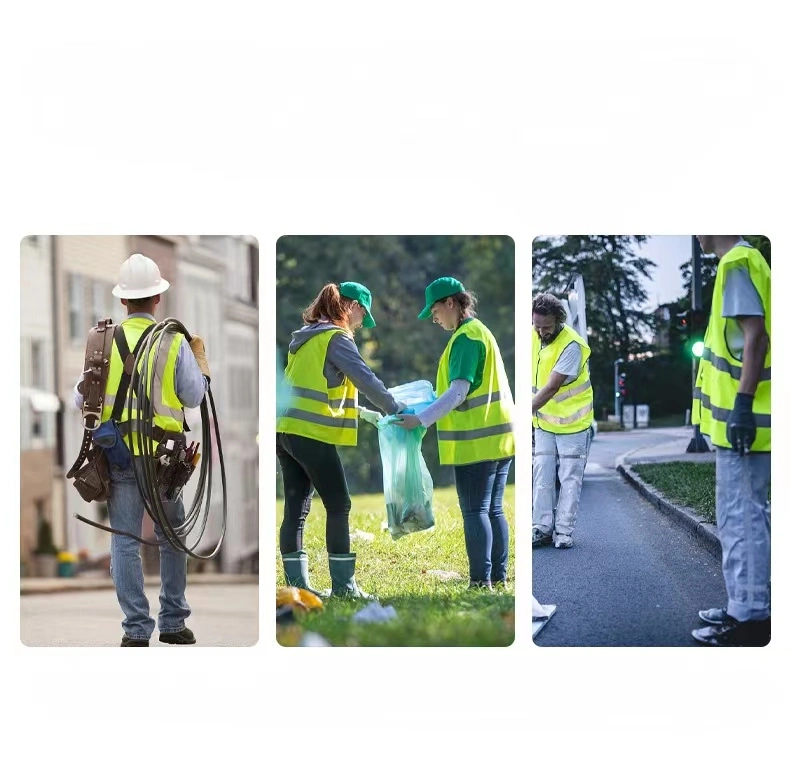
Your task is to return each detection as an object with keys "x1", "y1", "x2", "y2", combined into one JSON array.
[
  {"x1": 615, "y1": 451, "x2": 721, "y2": 561},
  {"x1": 20, "y1": 573, "x2": 259, "y2": 596}
]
